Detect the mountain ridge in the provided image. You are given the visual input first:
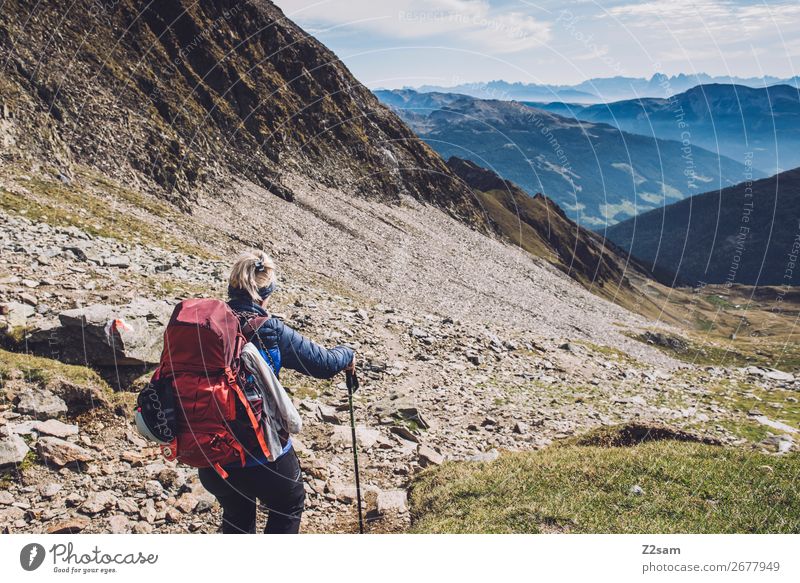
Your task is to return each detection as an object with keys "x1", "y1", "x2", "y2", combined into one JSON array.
[
  {"x1": 375, "y1": 88, "x2": 759, "y2": 227},
  {"x1": 407, "y1": 73, "x2": 800, "y2": 104},
  {"x1": 445, "y1": 156, "x2": 657, "y2": 302},
  {"x1": 604, "y1": 167, "x2": 800, "y2": 286},
  {"x1": 529, "y1": 83, "x2": 800, "y2": 173}
]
